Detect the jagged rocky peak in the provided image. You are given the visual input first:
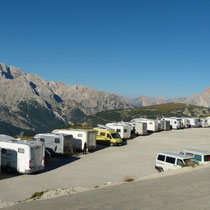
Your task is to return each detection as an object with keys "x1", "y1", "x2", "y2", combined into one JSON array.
[
  {"x1": 0, "y1": 63, "x2": 25, "y2": 79},
  {"x1": 203, "y1": 87, "x2": 210, "y2": 95}
]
